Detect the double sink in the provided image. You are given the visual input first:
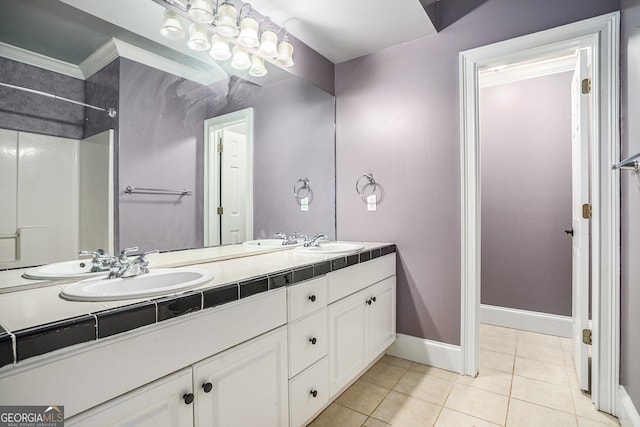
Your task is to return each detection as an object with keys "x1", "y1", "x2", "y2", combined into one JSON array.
[{"x1": 23, "y1": 241, "x2": 363, "y2": 302}]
